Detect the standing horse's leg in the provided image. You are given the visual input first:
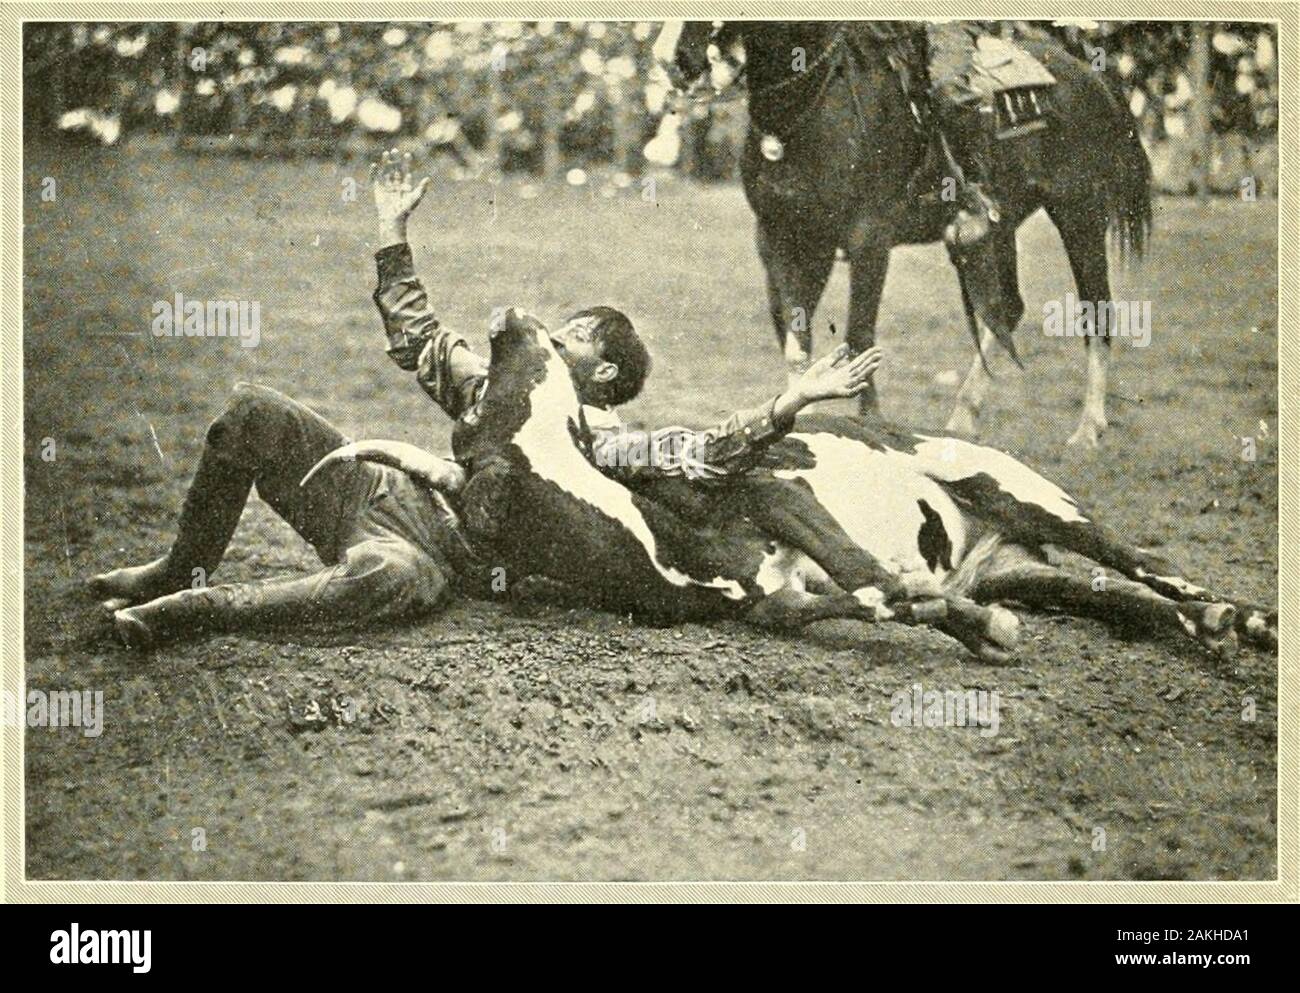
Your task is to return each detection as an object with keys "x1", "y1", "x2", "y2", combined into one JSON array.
[
  {"x1": 947, "y1": 231, "x2": 1025, "y2": 435},
  {"x1": 758, "y1": 223, "x2": 836, "y2": 392},
  {"x1": 946, "y1": 289, "x2": 993, "y2": 436},
  {"x1": 1069, "y1": 333, "x2": 1112, "y2": 449},
  {"x1": 846, "y1": 243, "x2": 891, "y2": 416},
  {"x1": 1048, "y1": 206, "x2": 1114, "y2": 449}
]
